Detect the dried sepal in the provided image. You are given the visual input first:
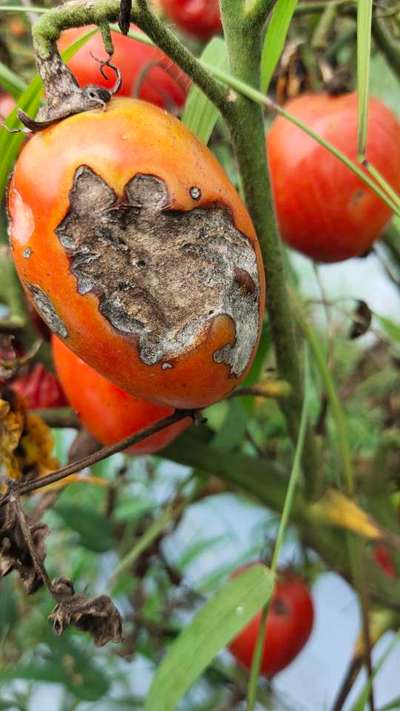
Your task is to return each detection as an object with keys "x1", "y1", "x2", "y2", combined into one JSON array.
[
  {"x1": 49, "y1": 577, "x2": 123, "y2": 646},
  {"x1": 0, "y1": 498, "x2": 48, "y2": 593}
]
